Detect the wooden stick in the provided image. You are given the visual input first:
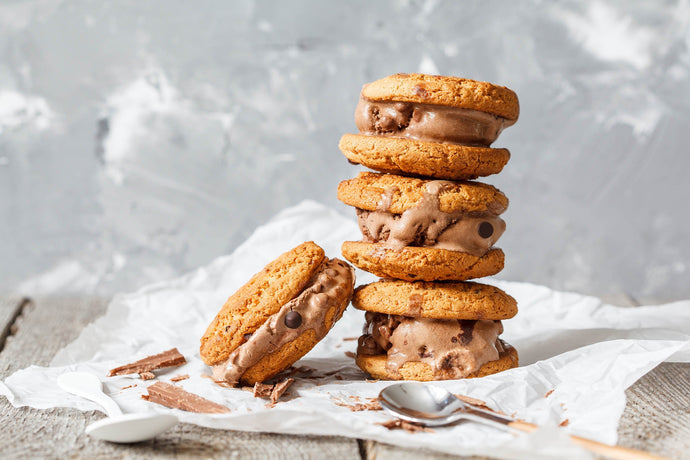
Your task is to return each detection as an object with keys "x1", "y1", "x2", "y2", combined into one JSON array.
[{"x1": 508, "y1": 420, "x2": 670, "y2": 460}]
